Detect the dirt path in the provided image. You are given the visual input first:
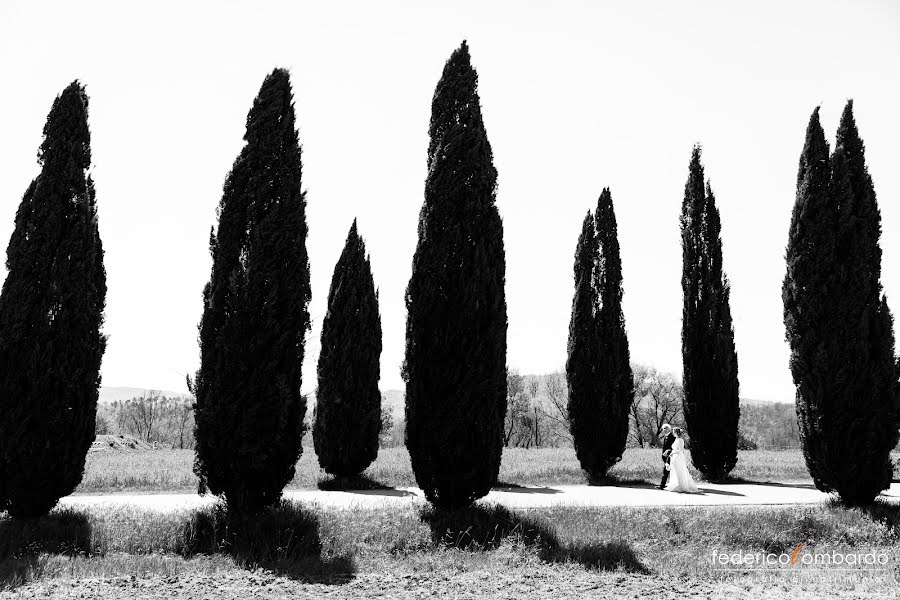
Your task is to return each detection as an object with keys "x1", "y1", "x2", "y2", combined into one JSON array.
[{"x1": 60, "y1": 481, "x2": 900, "y2": 512}]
